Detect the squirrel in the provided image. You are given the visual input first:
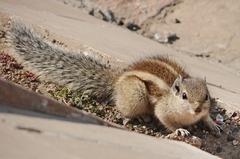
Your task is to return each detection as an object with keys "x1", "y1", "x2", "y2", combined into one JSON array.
[{"x1": 5, "y1": 20, "x2": 221, "y2": 136}]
